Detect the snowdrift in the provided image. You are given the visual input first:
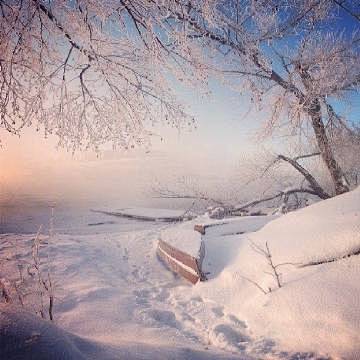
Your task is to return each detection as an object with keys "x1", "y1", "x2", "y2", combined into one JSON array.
[
  {"x1": 0, "y1": 305, "x2": 240, "y2": 360},
  {"x1": 194, "y1": 187, "x2": 360, "y2": 358},
  {"x1": 251, "y1": 186, "x2": 360, "y2": 266}
]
